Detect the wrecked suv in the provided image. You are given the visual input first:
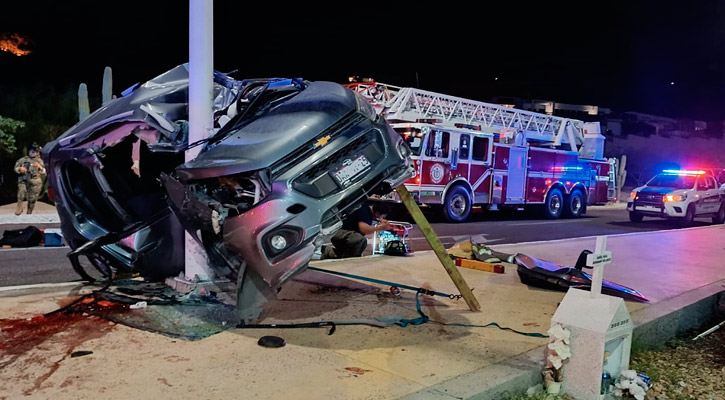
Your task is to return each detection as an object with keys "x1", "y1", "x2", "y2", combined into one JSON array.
[{"x1": 43, "y1": 65, "x2": 413, "y2": 321}]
